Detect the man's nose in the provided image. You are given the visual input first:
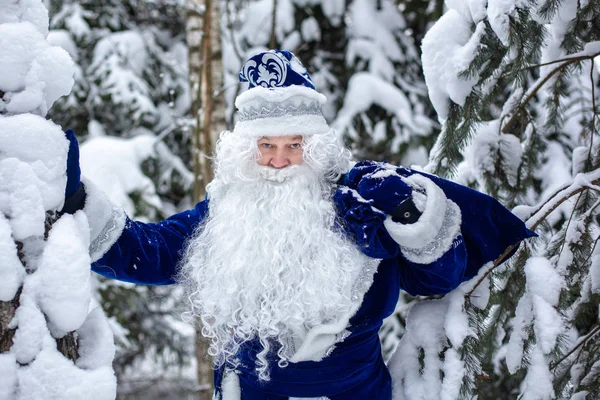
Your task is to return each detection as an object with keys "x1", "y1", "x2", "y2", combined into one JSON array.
[{"x1": 269, "y1": 150, "x2": 290, "y2": 168}]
